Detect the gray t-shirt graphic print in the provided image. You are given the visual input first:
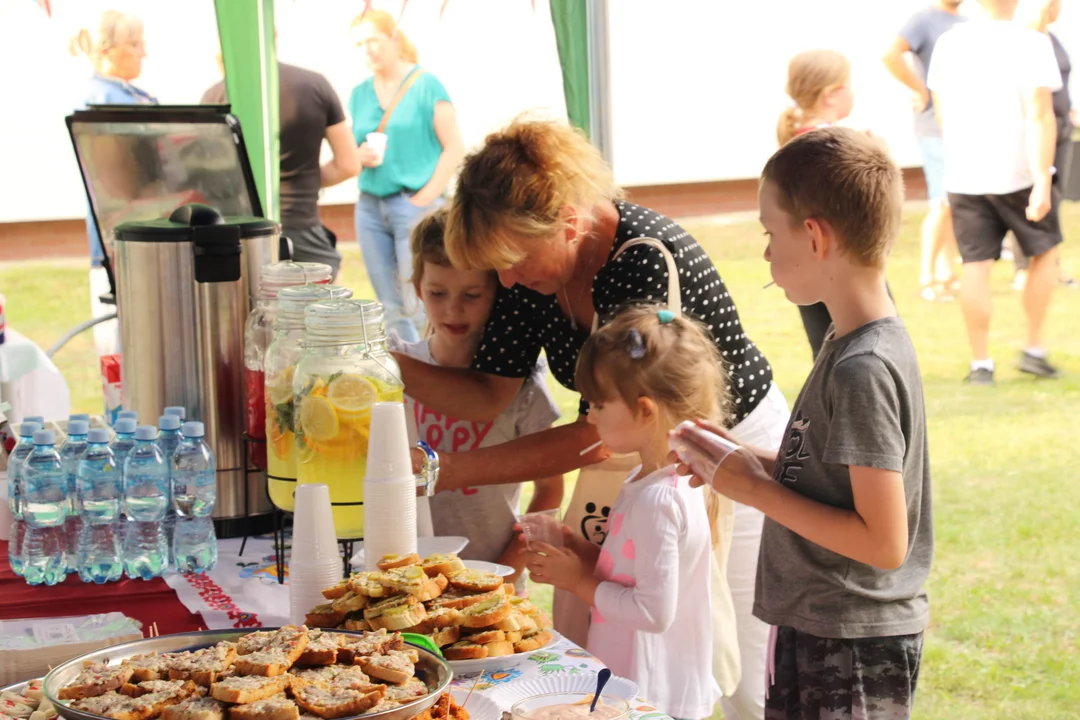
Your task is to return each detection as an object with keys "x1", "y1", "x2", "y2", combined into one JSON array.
[{"x1": 754, "y1": 317, "x2": 934, "y2": 638}]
